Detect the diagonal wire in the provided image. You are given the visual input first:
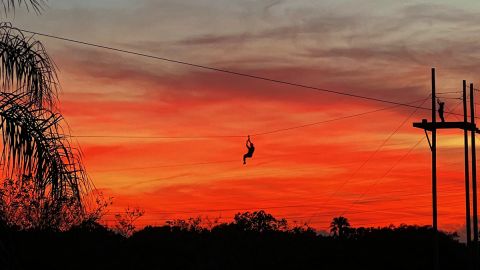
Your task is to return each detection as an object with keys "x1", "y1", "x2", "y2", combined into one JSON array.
[
  {"x1": 339, "y1": 99, "x2": 464, "y2": 216},
  {"x1": 311, "y1": 95, "x2": 431, "y2": 212},
  {"x1": 70, "y1": 97, "x2": 430, "y2": 140},
  {"x1": 20, "y1": 28, "x2": 471, "y2": 120},
  {"x1": 339, "y1": 136, "x2": 426, "y2": 217}
]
